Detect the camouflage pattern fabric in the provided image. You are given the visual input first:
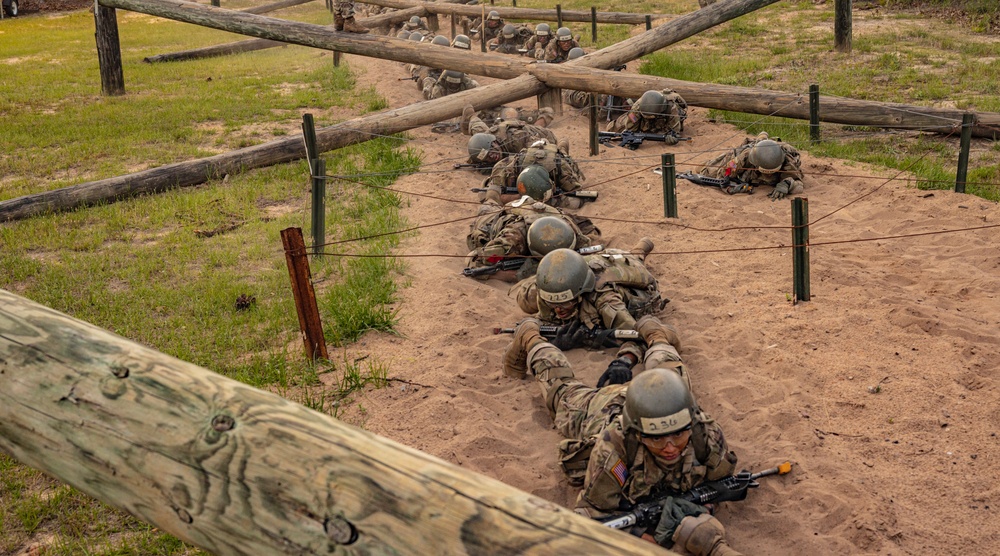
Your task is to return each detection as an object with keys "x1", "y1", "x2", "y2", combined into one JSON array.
[
  {"x1": 422, "y1": 74, "x2": 479, "y2": 100},
  {"x1": 334, "y1": 0, "x2": 354, "y2": 18},
  {"x1": 607, "y1": 90, "x2": 688, "y2": 134},
  {"x1": 544, "y1": 38, "x2": 581, "y2": 63},
  {"x1": 465, "y1": 199, "x2": 600, "y2": 281},
  {"x1": 485, "y1": 142, "x2": 585, "y2": 199},
  {"x1": 700, "y1": 137, "x2": 803, "y2": 187},
  {"x1": 467, "y1": 119, "x2": 558, "y2": 161},
  {"x1": 523, "y1": 35, "x2": 552, "y2": 59}
]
